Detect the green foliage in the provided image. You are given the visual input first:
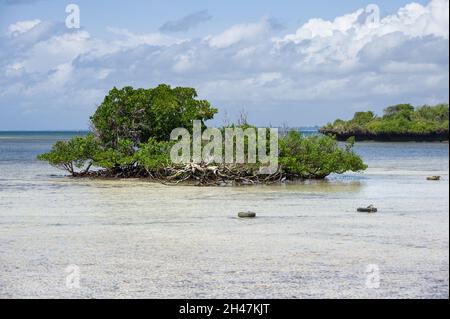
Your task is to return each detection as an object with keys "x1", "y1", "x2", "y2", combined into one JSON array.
[
  {"x1": 134, "y1": 138, "x2": 174, "y2": 171},
  {"x1": 352, "y1": 111, "x2": 375, "y2": 125},
  {"x1": 37, "y1": 134, "x2": 98, "y2": 175},
  {"x1": 92, "y1": 139, "x2": 136, "y2": 169},
  {"x1": 324, "y1": 103, "x2": 449, "y2": 135},
  {"x1": 90, "y1": 87, "x2": 149, "y2": 148},
  {"x1": 39, "y1": 84, "x2": 368, "y2": 180},
  {"x1": 148, "y1": 85, "x2": 217, "y2": 141},
  {"x1": 91, "y1": 84, "x2": 218, "y2": 147},
  {"x1": 415, "y1": 103, "x2": 449, "y2": 123},
  {"x1": 279, "y1": 131, "x2": 367, "y2": 179},
  {"x1": 383, "y1": 103, "x2": 414, "y2": 119}
]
